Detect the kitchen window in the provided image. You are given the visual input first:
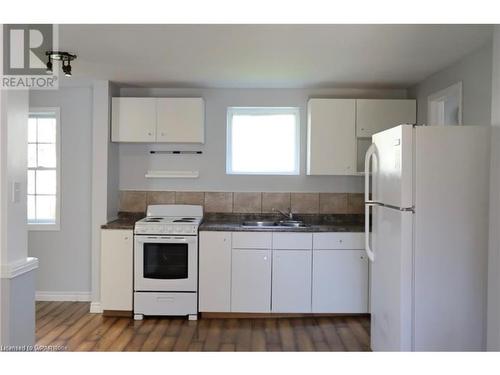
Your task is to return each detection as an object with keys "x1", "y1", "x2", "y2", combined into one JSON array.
[
  {"x1": 27, "y1": 108, "x2": 60, "y2": 230},
  {"x1": 226, "y1": 107, "x2": 300, "y2": 175}
]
